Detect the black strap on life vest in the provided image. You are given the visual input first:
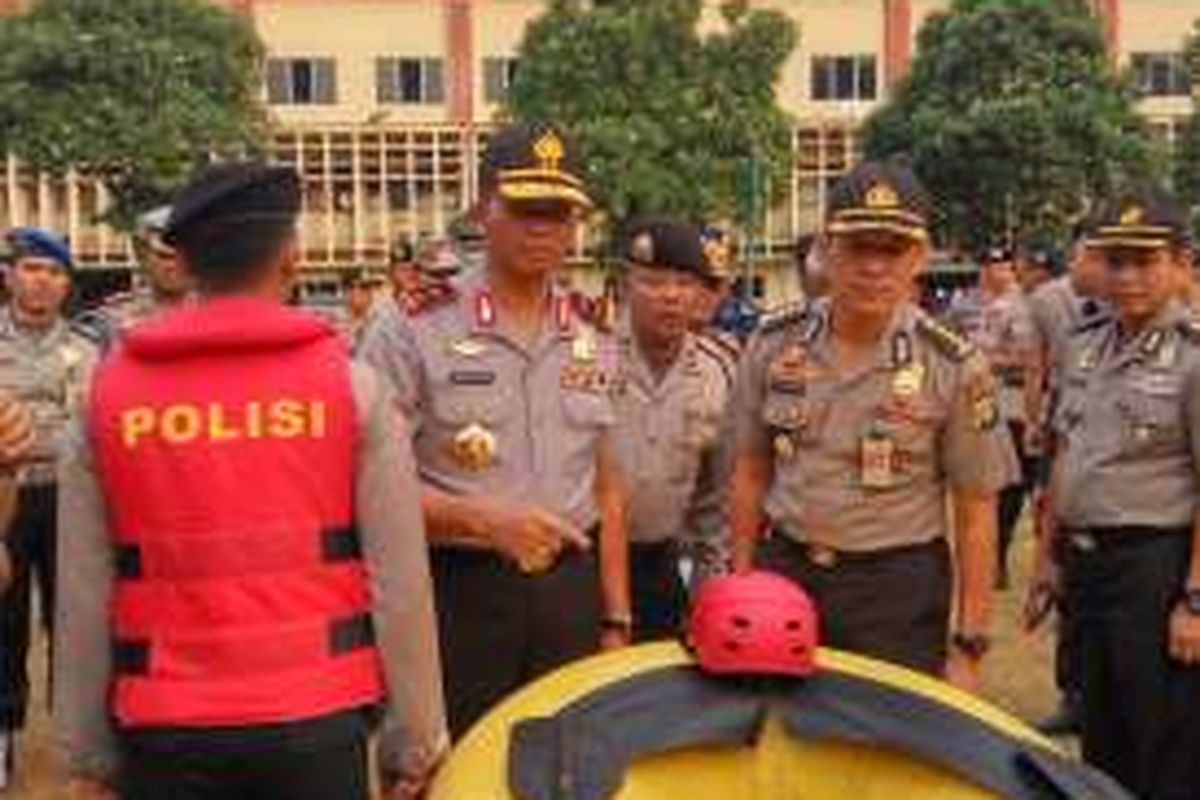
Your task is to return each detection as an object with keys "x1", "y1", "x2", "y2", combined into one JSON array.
[{"x1": 509, "y1": 666, "x2": 1131, "y2": 800}]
